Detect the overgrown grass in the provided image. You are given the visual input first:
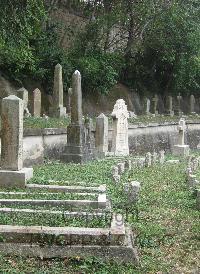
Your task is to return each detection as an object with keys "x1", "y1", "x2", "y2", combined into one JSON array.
[
  {"x1": 0, "y1": 158, "x2": 199, "y2": 273},
  {"x1": 24, "y1": 117, "x2": 70, "y2": 129}
]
